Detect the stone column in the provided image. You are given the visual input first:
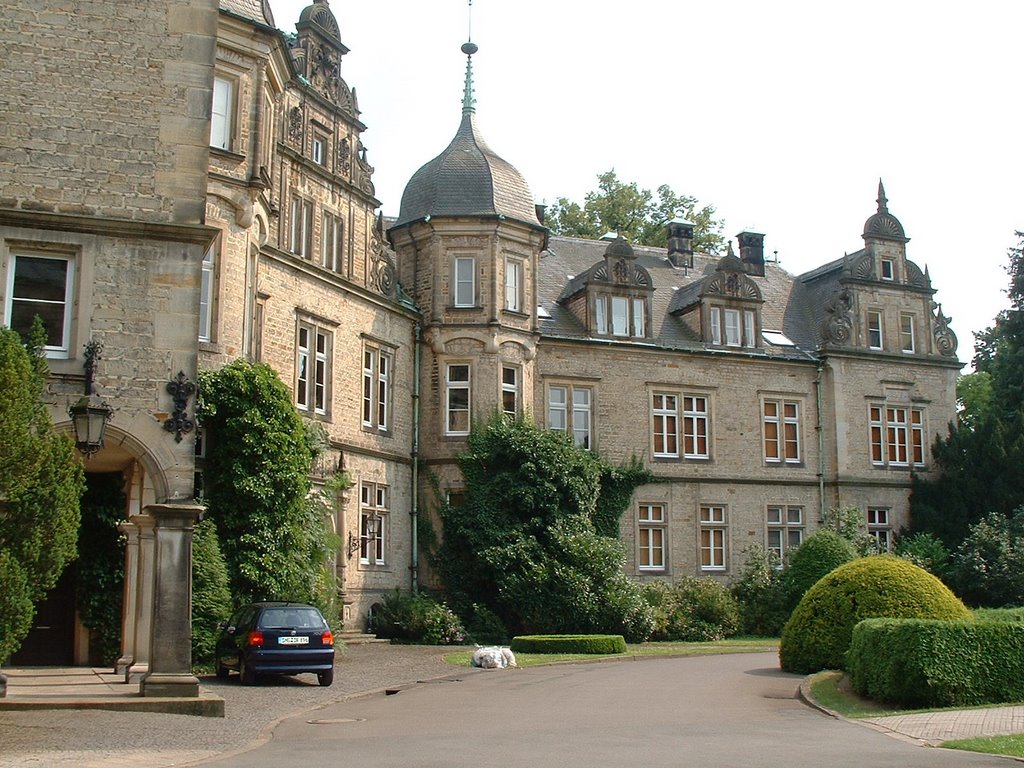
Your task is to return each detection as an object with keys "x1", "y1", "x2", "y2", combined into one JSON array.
[
  {"x1": 127, "y1": 514, "x2": 156, "y2": 684},
  {"x1": 140, "y1": 502, "x2": 203, "y2": 698},
  {"x1": 114, "y1": 519, "x2": 140, "y2": 676}
]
